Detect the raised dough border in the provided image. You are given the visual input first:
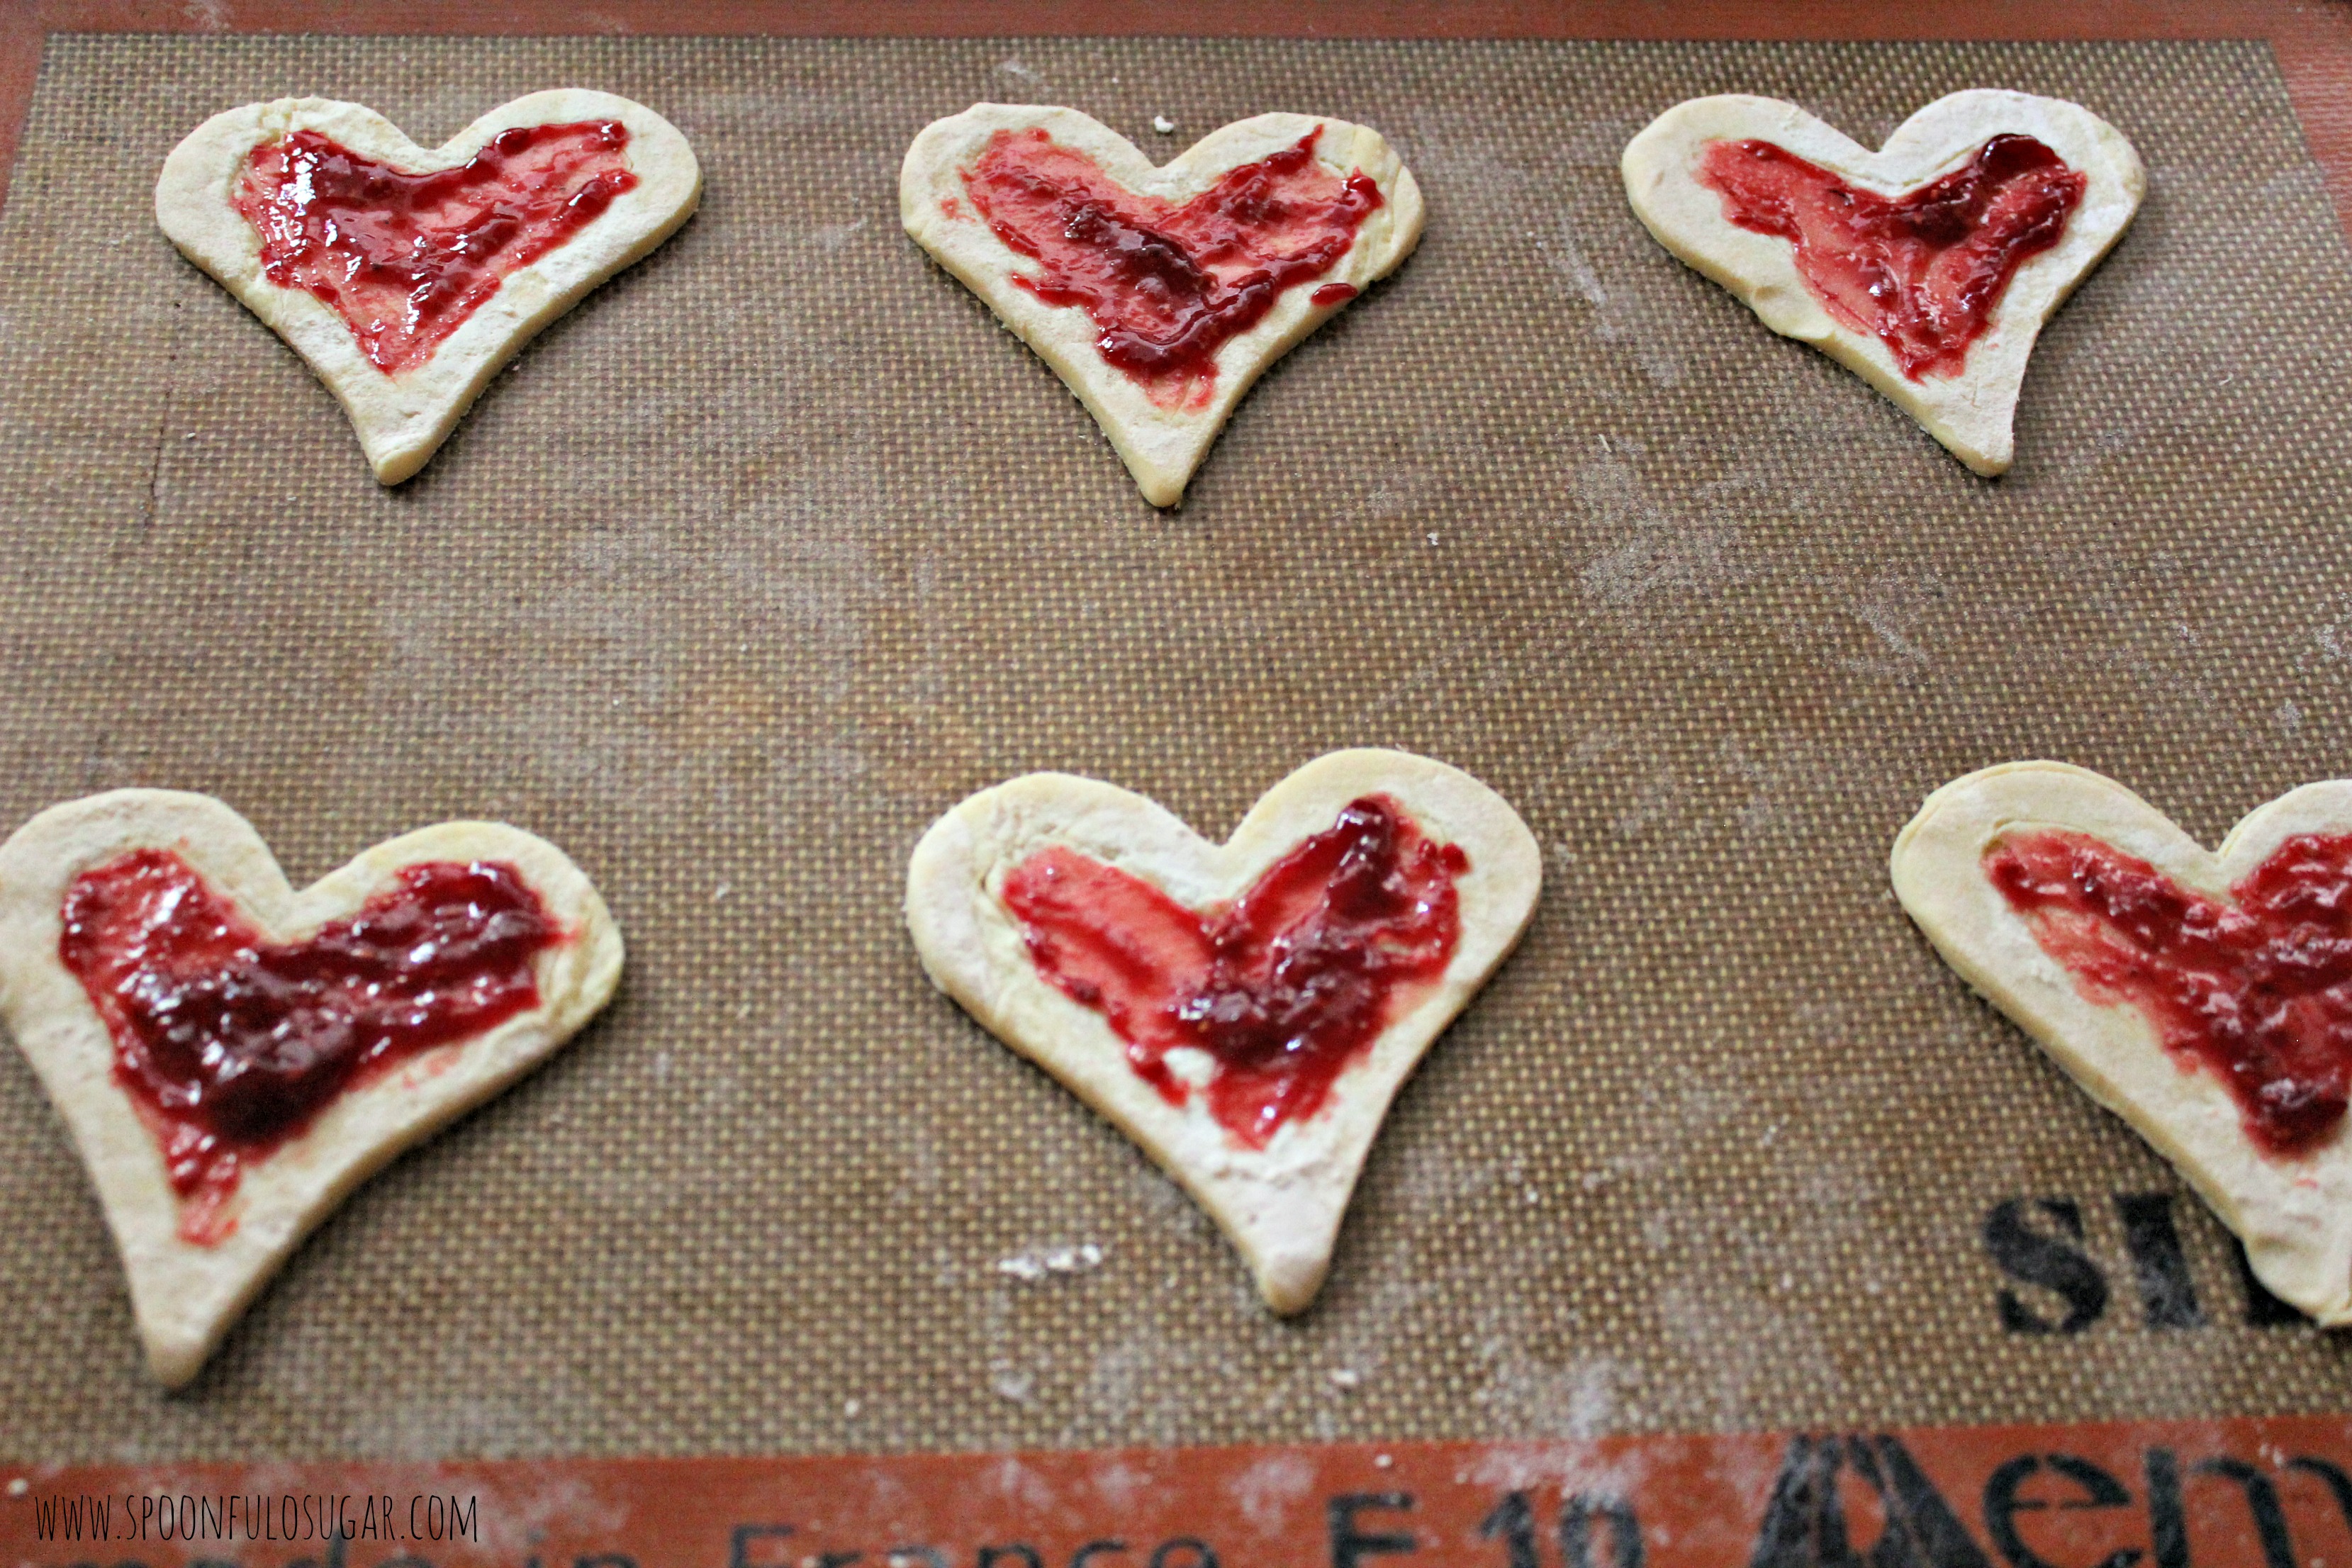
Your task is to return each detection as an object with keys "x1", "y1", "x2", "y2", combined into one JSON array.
[
  {"x1": 1891, "y1": 760, "x2": 2352, "y2": 1323},
  {"x1": 157, "y1": 89, "x2": 702, "y2": 484},
  {"x1": 1622, "y1": 90, "x2": 2144, "y2": 475},
  {"x1": 905, "y1": 749, "x2": 1541, "y2": 1313},
  {"x1": 900, "y1": 105, "x2": 1426, "y2": 508},
  {"x1": 0, "y1": 789, "x2": 627, "y2": 1384}
]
